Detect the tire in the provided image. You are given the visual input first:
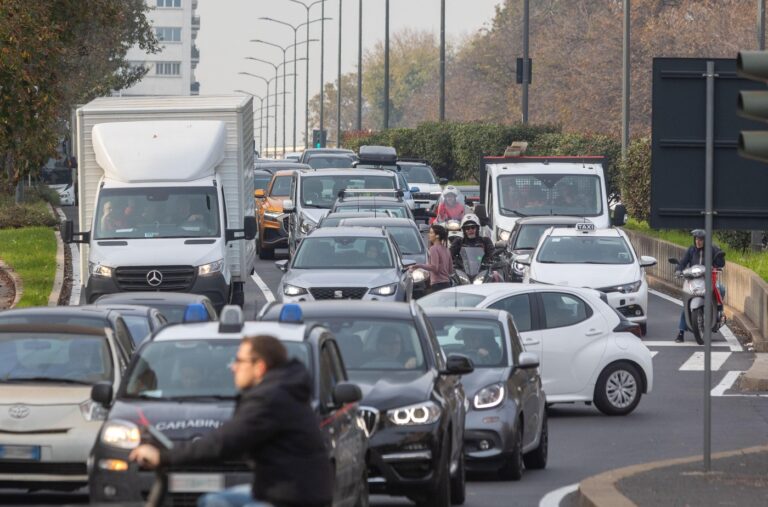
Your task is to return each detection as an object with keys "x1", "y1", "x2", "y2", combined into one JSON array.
[
  {"x1": 498, "y1": 422, "x2": 523, "y2": 481},
  {"x1": 594, "y1": 362, "x2": 642, "y2": 416},
  {"x1": 639, "y1": 322, "x2": 647, "y2": 337},
  {"x1": 692, "y1": 307, "x2": 705, "y2": 345},
  {"x1": 523, "y1": 411, "x2": 548, "y2": 470},
  {"x1": 419, "y1": 443, "x2": 451, "y2": 507},
  {"x1": 449, "y1": 450, "x2": 465, "y2": 505}
]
